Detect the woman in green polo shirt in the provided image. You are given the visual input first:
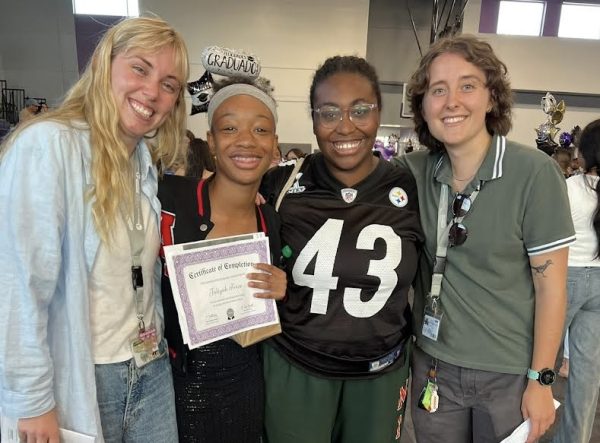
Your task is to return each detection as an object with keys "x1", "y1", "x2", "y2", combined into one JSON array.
[{"x1": 396, "y1": 35, "x2": 575, "y2": 443}]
